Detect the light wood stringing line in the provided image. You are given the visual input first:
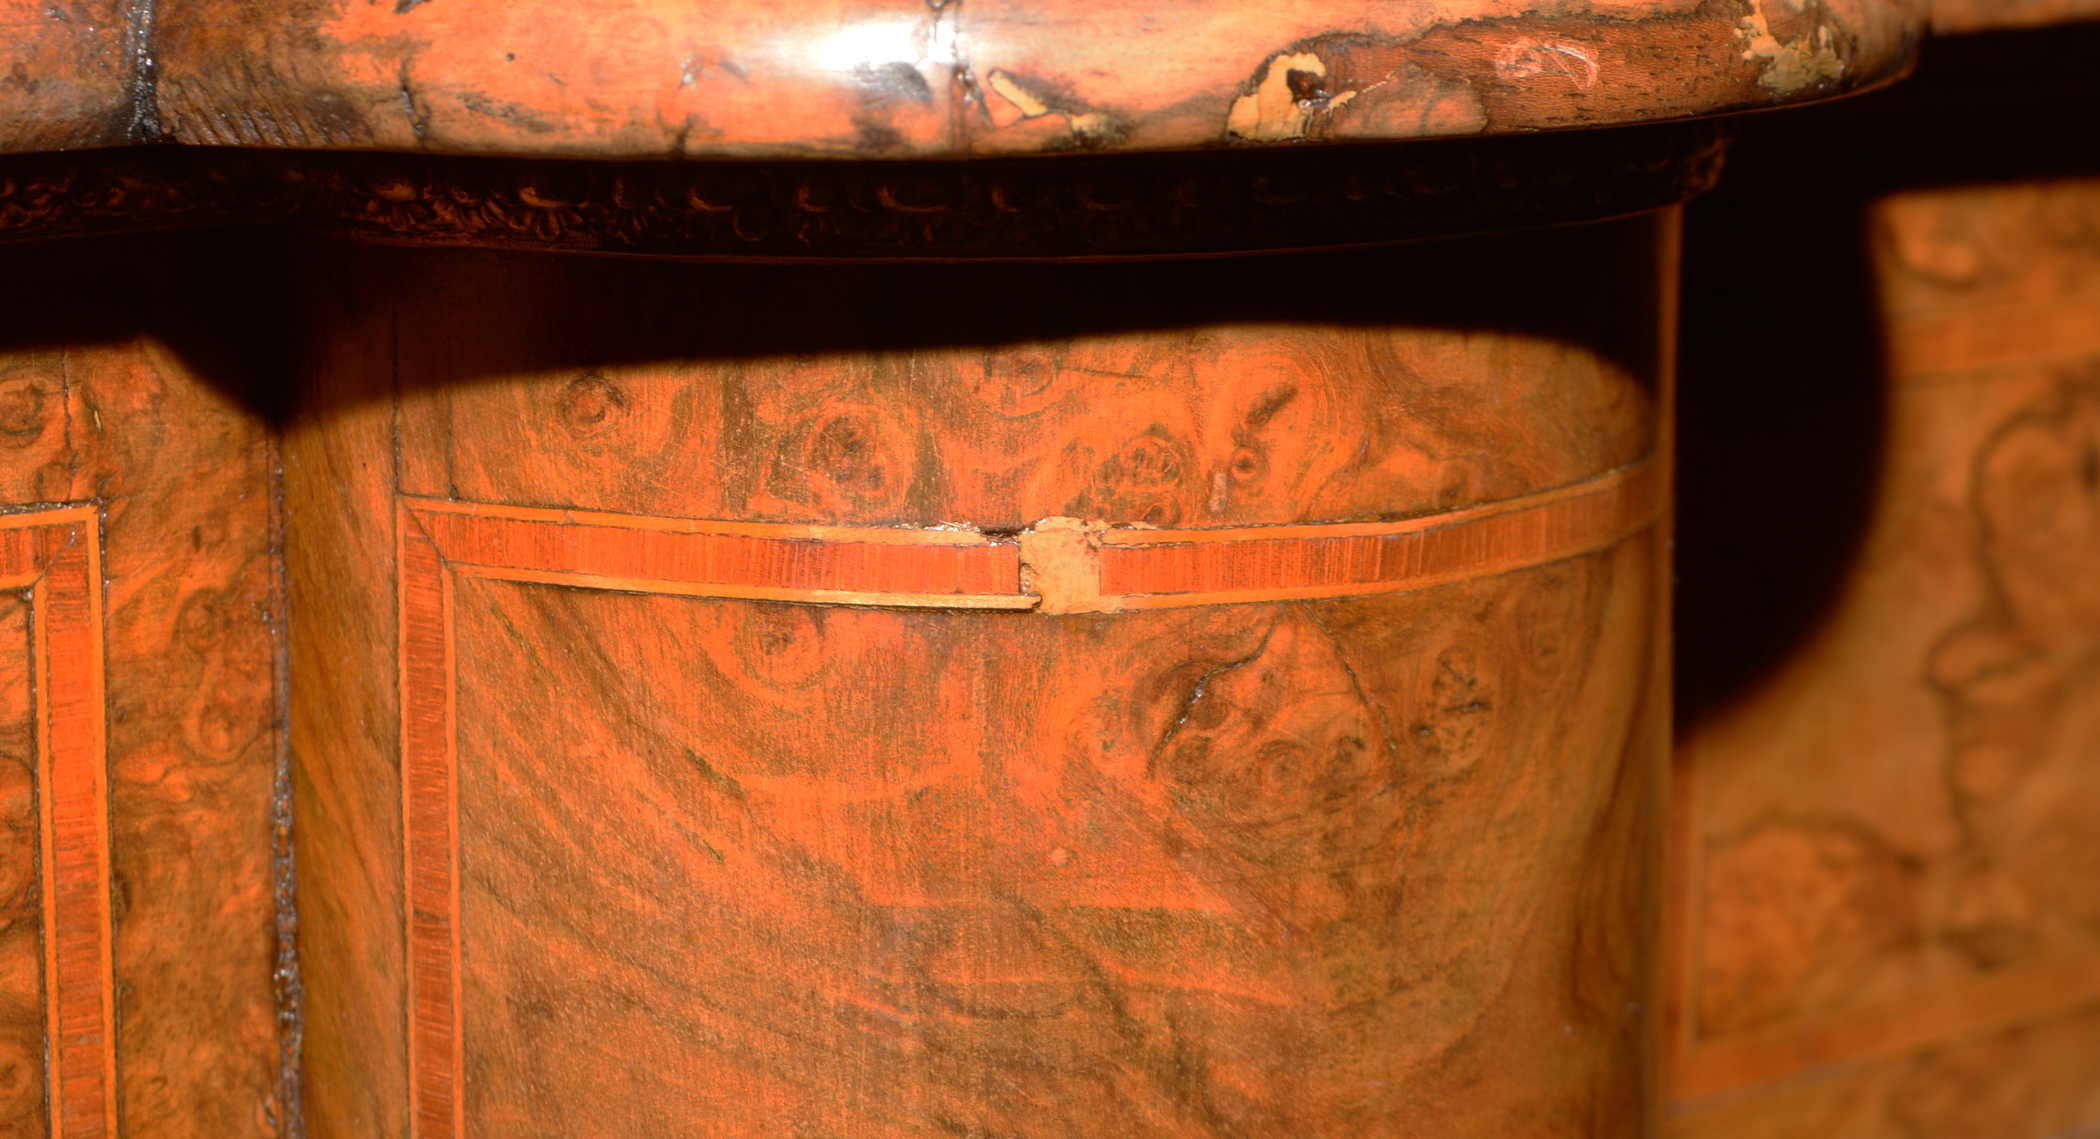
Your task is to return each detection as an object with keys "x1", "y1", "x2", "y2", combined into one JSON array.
[{"x1": 0, "y1": 507, "x2": 113, "y2": 1139}]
